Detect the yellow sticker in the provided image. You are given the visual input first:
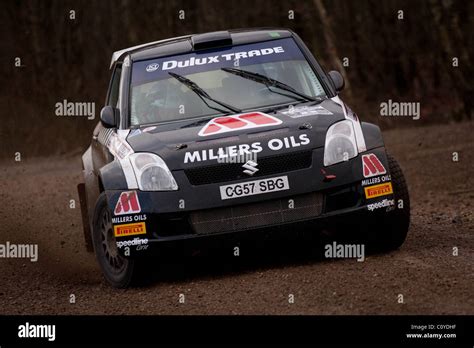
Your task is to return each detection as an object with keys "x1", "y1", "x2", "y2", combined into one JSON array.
[
  {"x1": 364, "y1": 182, "x2": 393, "y2": 199},
  {"x1": 114, "y1": 222, "x2": 146, "y2": 238}
]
